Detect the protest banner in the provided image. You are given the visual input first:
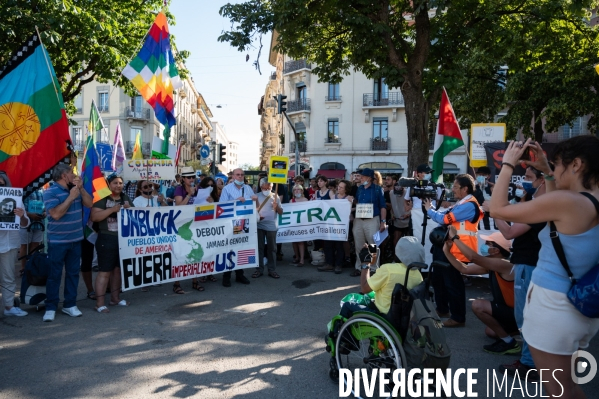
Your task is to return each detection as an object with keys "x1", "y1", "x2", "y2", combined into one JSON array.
[
  {"x1": 118, "y1": 200, "x2": 258, "y2": 291},
  {"x1": 484, "y1": 142, "x2": 556, "y2": 184},
  {"x1": 268, "y1": 155, "x2": 289, "y2": 184},
  {"x1": 122, "y1": 158, "x2": 176, "y2": 181},
  {"x1": 0, "y1": 187, "x2": 23, "y2": 230},
  {"x1": 470, "y1": 123, "x2": 506, "y2": 167},
  {"x1": 275, "y1": 199, "x2": 351, "y2": 243}
]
